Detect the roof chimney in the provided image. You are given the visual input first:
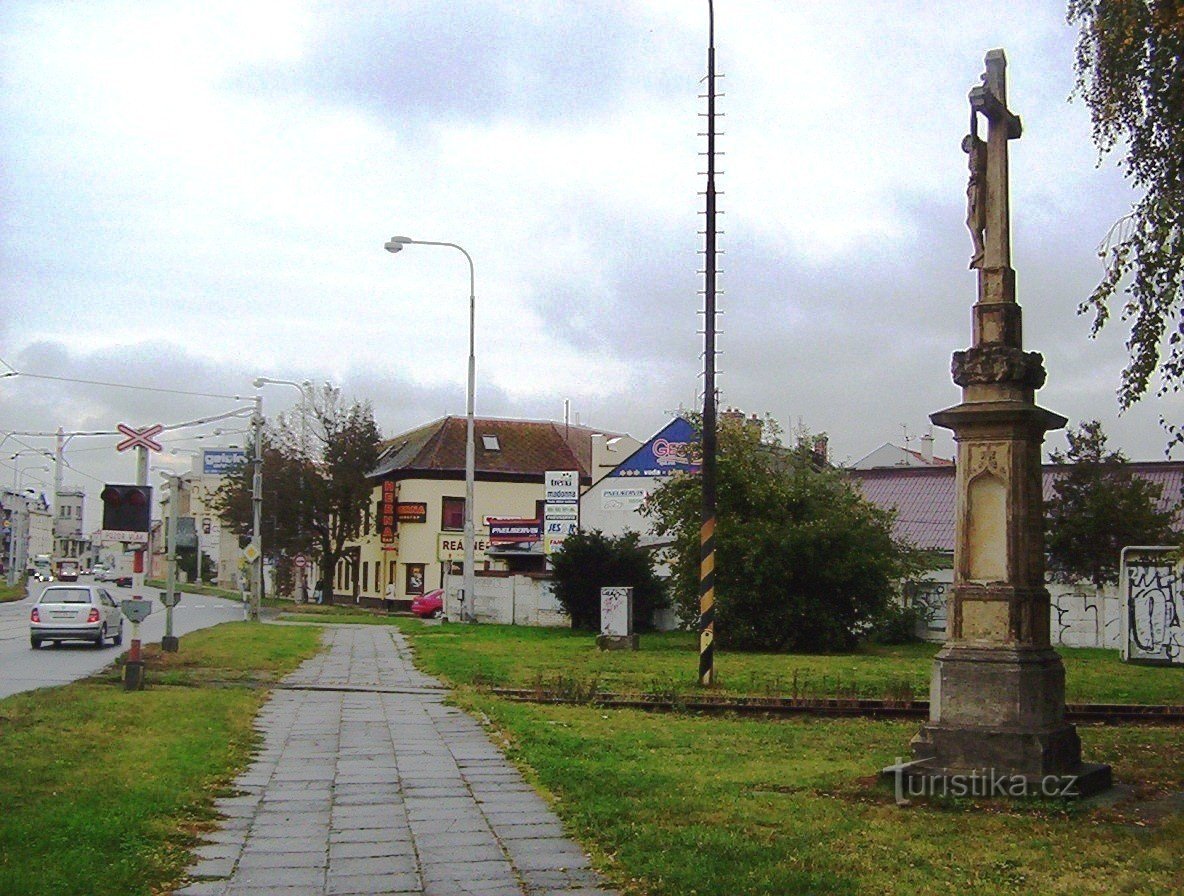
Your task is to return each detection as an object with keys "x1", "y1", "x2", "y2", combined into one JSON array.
[{"x1": 920, "y1": 430, "x2": 934, "y2": 464}]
